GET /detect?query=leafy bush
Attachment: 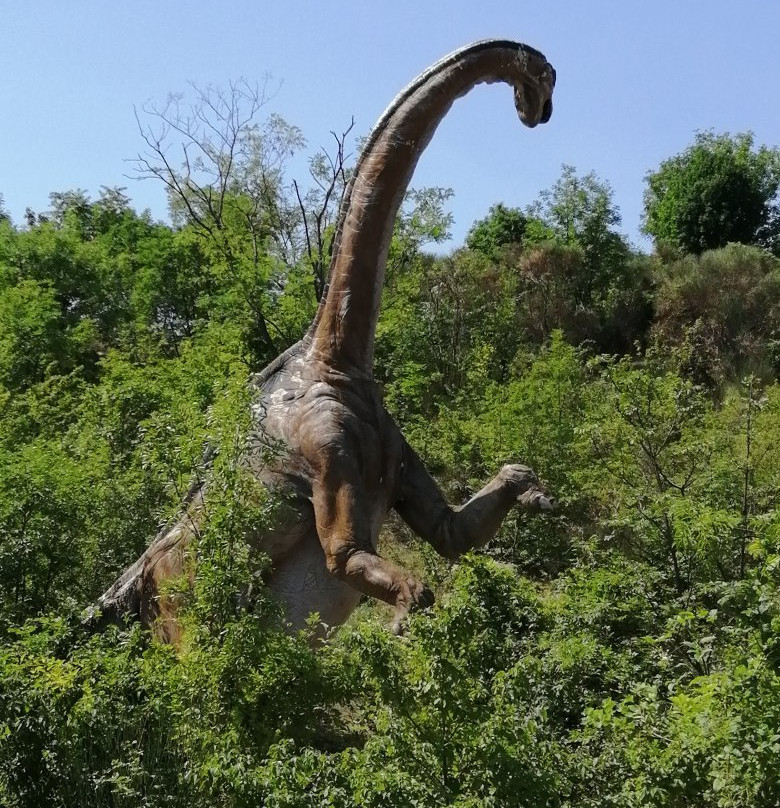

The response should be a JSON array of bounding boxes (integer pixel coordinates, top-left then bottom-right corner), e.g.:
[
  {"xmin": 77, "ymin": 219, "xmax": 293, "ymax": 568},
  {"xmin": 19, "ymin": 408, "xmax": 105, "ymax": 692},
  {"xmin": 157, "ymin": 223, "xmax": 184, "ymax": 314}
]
[{"xmin": 653, "ymin": 243, "xmax": 780, "ymax": 384}]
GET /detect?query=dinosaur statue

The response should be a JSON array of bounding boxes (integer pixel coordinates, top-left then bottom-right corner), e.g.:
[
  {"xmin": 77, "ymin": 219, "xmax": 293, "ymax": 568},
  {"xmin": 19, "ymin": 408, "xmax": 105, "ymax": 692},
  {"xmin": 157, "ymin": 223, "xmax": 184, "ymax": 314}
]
[{"xmin": 96, "ymin": 39, "xmax": 557, "ymax": 641}]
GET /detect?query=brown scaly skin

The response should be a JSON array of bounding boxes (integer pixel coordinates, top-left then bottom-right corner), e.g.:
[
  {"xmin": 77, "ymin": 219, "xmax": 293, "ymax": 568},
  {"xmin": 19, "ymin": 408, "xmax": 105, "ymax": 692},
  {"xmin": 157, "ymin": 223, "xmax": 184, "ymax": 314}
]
[{"xmin": 96, "ymin": 40, "xmax": 557, "ymax": 641}]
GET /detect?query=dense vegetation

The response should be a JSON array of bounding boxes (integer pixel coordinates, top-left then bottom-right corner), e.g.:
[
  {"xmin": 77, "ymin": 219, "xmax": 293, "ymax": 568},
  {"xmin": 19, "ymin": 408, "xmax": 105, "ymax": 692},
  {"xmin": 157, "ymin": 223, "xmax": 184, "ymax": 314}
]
[{"xmin": 1, "ymin": 89, "xmax": 779, "ymax": 805}]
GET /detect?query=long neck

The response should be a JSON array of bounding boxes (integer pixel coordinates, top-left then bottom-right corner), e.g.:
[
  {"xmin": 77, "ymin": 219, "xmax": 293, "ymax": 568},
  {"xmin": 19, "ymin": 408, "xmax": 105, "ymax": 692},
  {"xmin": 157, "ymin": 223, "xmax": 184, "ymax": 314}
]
[{"xmin": 308, "ymin": 39, "xmax": 552, "ymax": 377}]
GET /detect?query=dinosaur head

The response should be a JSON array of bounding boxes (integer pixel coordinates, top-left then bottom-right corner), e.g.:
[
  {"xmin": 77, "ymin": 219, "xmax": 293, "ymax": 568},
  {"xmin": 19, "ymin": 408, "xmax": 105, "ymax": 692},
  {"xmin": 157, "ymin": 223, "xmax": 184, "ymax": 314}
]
[
  {"xmin": 500, "ymin": 463, "xmax": 558, "ymax": 512},
  {"xmin": 512, "ymin": 47, "xmax": 556, "ymax": 128}
]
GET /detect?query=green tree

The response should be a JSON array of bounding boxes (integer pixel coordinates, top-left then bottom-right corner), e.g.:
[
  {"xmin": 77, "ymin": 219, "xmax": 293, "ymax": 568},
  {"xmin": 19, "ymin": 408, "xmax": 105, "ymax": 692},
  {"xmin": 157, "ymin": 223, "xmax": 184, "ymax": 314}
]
[
  {"xmin": 466, "ymin": 202, "xmax": 529, "ymax": 260},
  {"xmin": 580, "ymin": 351, "xmax": 740, "ymax": 595},
  {"xmin": 530, "ymin": 164, "xmax": 631, "ymax": 291},
  {"xmin": 0, "ymin": 280, "xmax": 64, "ymax": 390},
  {"xmin": 643, "ymin": 131, "xmax": 780, "ymax": 255},
  {"xmin": 3, "ymin": 189, "xmax": 221, "ymax": 370},
  {"xmin": 518, "ymin": 165, "xmax": 652, "ymax": 352}
]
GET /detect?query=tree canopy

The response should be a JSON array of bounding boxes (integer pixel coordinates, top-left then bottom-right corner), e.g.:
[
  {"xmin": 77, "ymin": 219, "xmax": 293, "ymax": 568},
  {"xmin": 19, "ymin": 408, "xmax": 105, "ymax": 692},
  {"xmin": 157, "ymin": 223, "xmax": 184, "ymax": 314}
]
[
  {"xmin": 466, "ymin": 202, "xmax": 529, "ymax": 259},
  {"xmin": 643, "ymin": 131, "xmax": 780, "ymax": 255}
]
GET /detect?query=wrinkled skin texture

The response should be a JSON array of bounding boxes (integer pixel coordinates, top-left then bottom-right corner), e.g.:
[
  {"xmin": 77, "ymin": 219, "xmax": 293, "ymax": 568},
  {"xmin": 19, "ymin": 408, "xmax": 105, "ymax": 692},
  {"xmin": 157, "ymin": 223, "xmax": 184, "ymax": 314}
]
[{"xmin": 97, "ymin": 40, "xmax": 557, "ymax": 640}]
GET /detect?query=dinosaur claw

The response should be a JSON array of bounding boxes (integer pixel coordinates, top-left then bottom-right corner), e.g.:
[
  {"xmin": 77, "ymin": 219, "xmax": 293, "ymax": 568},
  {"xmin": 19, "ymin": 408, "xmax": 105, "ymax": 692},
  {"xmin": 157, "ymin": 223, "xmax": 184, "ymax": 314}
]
[{"xmin": 391, "ymin": 581, "xmax": 435, "ymax": 635}]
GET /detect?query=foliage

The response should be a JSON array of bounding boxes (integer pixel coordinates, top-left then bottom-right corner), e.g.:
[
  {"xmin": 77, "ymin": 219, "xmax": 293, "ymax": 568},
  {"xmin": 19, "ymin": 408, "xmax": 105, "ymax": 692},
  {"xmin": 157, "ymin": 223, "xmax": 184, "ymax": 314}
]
[
  {"xmin": 2, "ymin": 109, "xmax": 780, "ymax": 806},
  {"xmin": 652, "ymin": 243, "xmax": 780, "ymax": 385},
  {"xmin": 520, "ymin": 165, "xmax": 654, "ymax": 353},
  {"xmin": 466, "ymin": 202, "xmax": 529, "ymax": 260},
  {"xmin": 511, "ymin": 243, "xmax": 653, "ymax": 353},
  {"xmin": 0, "ymin": 279, "xmax": 65, "ymax": 390},
  {"xmin": 578, "ymin": 349, "xmax": 736, "ymax": 594},
  {"xmin": 377, "ymin": 246, "xmax": 518, "ymax": 422},
  {"xmin": 643, "ymin": 131, "xmax": 780, "ymax": 255}
]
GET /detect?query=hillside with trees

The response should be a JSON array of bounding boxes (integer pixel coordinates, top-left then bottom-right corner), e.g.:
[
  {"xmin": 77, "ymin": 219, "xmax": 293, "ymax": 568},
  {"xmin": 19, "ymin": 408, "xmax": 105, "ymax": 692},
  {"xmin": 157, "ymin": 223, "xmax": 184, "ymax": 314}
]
[{"xmin": 1, "ymin": 87, "xmax": 779, "ymax": 806}]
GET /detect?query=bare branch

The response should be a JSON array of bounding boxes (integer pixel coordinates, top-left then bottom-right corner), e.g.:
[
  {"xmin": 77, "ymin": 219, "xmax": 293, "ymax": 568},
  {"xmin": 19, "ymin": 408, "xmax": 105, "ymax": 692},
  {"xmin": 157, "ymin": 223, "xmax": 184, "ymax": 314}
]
[{"xmin": 292, "ymin": 117, "xmax": 355, "ymax": 300}]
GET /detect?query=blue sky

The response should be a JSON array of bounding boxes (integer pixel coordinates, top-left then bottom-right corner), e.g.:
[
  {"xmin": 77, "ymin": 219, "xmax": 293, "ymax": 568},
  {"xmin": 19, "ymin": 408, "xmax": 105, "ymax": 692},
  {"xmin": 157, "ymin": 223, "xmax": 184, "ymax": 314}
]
[{"xmin": 2, "ymin": 1, "xmax": 778, "ymax": 251}]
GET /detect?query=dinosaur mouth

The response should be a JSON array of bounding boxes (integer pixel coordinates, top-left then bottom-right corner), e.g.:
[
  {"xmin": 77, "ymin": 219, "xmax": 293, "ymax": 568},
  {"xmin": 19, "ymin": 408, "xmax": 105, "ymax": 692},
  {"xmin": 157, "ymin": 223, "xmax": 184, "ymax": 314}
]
[
  {"xmin": 513, "ymin": 81, "xmax": 554, "ymax": 128},
  {"xmin": 537, "ymin": 494, "xmax": 557, "ymax": 512},
  {"xmin": 512, "ymin": 56, "xmax": 555, "ymax": 128}
]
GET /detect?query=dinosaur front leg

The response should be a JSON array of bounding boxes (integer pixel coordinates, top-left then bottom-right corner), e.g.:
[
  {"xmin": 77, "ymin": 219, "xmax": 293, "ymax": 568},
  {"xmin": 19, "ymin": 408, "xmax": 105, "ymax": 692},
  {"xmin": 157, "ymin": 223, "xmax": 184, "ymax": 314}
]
[
  {"xmin": 312, "ymin": 472, "xmax": 434, "ymax": 633},
  {"xmin": 395, "ymin": 441, "xmax": 555, "ymax": 561}
]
